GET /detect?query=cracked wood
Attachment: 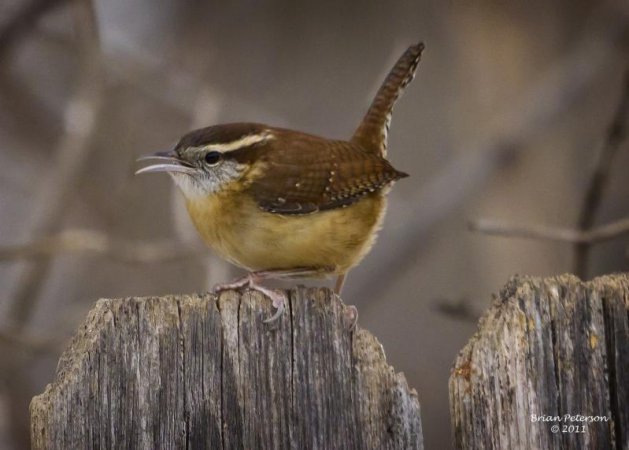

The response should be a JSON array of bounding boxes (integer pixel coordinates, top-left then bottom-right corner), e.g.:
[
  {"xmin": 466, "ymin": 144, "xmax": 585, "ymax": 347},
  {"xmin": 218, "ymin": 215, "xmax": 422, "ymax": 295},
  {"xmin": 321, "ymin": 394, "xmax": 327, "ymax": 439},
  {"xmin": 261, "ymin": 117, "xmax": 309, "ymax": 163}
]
[
  {"xmin": 30, "ymin": 287, "xmax": 422, "ymax": 449},
  {"xmin": 450, "ymin": 274, "xmax": 629, "ymax": 450}
]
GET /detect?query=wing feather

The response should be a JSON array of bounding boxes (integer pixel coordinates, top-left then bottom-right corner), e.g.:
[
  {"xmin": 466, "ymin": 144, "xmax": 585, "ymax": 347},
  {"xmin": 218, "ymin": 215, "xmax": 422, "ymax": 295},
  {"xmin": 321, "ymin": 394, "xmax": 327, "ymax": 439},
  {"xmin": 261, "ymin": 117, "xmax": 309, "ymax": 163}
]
[{"xmin": 246, "ymin": 133, "xmax": 407, "ymax": 215}]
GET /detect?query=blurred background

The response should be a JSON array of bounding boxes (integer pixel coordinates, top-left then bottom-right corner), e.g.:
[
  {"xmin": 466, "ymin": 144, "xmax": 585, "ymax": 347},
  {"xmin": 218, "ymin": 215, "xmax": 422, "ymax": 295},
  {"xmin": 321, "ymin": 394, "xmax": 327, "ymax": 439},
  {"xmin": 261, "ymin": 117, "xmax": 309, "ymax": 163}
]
[{"xmin": 1, "ymin": 0, "xmax": 628, "ymax": 448}]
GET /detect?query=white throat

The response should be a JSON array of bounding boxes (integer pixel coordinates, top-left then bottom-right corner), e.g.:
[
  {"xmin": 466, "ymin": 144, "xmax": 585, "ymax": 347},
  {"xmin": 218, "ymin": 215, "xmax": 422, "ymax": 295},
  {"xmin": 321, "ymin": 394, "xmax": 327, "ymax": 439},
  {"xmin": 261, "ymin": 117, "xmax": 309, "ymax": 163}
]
[
  {"xmin": 169, "ymin": 173, "xmax": 208, "ymax": 199},
  {"xmin": 169, "ymin": 158, "xmax": 244, "ymax": 199}
]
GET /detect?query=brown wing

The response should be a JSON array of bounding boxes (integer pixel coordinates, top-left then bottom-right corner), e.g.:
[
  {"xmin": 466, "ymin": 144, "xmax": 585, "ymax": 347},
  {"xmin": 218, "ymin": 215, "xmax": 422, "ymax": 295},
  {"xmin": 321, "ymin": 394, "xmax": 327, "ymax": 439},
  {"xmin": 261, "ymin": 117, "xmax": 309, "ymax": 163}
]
[
  {"xmin": 351, "ymin": 42, "xmax": 424, "ymax": 157},
  {"xmin": 245, "ymin": 133, "xmax": 407, "ymax": 215}
]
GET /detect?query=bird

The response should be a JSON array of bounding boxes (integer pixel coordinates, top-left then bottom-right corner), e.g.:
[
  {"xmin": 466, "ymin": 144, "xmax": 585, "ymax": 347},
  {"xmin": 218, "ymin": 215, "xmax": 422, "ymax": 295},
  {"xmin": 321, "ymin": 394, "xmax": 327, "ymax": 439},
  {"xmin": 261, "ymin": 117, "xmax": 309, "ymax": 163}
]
[{"xmin": 137, "ymin": 42, "xmax": 424, "ymax": 323}]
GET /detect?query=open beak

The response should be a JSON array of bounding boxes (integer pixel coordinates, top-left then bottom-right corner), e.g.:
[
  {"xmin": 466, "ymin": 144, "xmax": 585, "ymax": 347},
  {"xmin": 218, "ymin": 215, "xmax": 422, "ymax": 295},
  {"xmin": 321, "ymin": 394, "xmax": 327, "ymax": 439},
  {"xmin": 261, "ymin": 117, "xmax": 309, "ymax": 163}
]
[{"xmin": 135, "ymin": 150, "xmax": 195, "ymax": 175}]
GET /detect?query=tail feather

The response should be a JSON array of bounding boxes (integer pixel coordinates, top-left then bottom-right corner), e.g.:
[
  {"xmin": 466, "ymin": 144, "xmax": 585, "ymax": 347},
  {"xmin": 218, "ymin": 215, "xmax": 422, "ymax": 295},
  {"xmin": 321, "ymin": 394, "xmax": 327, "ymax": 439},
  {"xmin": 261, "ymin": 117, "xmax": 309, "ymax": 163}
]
[{"xmin": 351, "ymin": 42, "xmax": 424, "ymax": 157}]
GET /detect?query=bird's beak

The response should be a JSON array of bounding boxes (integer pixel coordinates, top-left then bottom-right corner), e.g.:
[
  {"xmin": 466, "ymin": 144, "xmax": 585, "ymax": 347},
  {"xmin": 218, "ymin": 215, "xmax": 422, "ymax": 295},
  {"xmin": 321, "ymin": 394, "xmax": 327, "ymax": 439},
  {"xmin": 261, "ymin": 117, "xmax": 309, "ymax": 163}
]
[{"xmin": 135, "ymin": 150, "xmax": 195, "ymax": 175}]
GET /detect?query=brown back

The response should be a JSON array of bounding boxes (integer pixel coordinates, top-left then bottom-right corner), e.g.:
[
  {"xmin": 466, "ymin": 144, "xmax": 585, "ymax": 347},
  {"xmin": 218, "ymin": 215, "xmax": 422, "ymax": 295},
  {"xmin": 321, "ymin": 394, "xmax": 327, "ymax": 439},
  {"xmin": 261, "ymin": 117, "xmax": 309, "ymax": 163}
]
[{"xmin": 237, "ymin": 130, "xmax": 407, "ymax": 215}]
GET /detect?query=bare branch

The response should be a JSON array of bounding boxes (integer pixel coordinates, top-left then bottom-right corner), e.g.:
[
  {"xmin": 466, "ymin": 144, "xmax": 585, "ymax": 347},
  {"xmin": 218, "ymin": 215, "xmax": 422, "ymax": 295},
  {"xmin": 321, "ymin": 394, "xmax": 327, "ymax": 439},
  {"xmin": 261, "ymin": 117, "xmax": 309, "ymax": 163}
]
[
  {"xmin": 0, "ymin": 229, "xmax": 203, "ymax": 264},
  {"xmin": 433, "ymin": 298, "xmax": 480, "ymax": 323},
  {"xmin": 0, "ymin": 325, "xmax": 64, "ymax": 354},
  {"xmin": 6, "ymin": 0, "xmax": 104, "ymax": 326},
  {"xmin": 0, "ymin": 0, "xmax": 67, "ymax": 58},
  {"xmin": 353, "ymin": 12, "xmax": 629, "ymax": 306},
  {"xmin": 469, "ymin": 217, "xmax": 629, "ymax": 244},
  {"xmin": 574, "ymin": 70, "xmax": 629, "ymax": 277}
]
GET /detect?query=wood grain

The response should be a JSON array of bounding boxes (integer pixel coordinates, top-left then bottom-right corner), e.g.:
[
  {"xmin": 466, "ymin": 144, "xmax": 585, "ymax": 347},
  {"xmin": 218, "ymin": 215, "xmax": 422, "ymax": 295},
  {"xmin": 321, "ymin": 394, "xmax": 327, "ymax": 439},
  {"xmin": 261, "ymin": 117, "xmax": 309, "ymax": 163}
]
[
  {"xmin": 31, "ymin": 287, "xmax": 422, "ymax": 449},
  {"xmin": 450, "ymin": 274, "xmax": 629, "ymax": 450}
]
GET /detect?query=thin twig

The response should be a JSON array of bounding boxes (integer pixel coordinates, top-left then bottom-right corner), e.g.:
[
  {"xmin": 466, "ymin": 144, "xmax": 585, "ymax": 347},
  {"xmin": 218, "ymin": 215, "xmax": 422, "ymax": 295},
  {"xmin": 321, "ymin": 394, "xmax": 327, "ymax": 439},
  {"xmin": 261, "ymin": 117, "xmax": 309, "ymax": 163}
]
[
  {"xmin": 433, "ymin": 298, "xmax": 480, "ymax": 324},
  {"xmin": 353, "ymin": 14, "xmax": 628, "ymax": 306},
  {"xmin": 0, "ymin": 229, "xmax": 203, "ymax": 263},
  {"xmin": 574, "ymin": 70, "xmax": 629, "ymax": 277},
  {"xmin": 6, "ymin": 0, "xmax": 104, "ymax": 326},
  {"xmin": 0, "ymin": 326, "xmax": 65, "ymax": 354},
  {"xmin": 0, "ymin": 0, "xmax": 68, "ymax": 58},
  {"xmin": 469, "ymin": 217, "xmax": 629, "ymax": 244}
]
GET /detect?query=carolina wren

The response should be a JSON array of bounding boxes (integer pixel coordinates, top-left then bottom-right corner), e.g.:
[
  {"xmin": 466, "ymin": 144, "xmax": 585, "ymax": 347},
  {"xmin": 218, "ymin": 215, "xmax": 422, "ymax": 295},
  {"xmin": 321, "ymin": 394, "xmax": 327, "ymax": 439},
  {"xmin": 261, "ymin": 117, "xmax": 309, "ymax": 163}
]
[{"xmin": 137, "ymin": 42, "xmax": 424, "ymax": 322}]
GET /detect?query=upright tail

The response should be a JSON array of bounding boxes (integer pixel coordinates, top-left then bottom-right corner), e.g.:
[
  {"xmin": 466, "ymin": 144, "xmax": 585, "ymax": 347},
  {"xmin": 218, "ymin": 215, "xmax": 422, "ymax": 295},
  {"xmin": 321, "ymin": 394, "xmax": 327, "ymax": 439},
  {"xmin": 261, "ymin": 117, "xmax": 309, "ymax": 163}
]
[{"xmin": 351, "ymin": 42, "xmax": 424, "ymax": 157}]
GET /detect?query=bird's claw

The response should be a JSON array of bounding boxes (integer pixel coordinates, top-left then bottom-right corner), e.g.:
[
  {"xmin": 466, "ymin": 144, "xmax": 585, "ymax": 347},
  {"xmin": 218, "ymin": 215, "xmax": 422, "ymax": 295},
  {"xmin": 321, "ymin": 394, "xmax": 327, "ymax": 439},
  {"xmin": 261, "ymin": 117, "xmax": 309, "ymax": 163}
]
[
  {"xmin": 213, "ymin": 273, "xmax": 286, "ymax": 324},
  {"xmin": 343, "ymin": 305, "xmax": 358, "ymax": 331},
  {"xmin": 262, "ymin": 293, "xmax": 286, "ymax": 324}
]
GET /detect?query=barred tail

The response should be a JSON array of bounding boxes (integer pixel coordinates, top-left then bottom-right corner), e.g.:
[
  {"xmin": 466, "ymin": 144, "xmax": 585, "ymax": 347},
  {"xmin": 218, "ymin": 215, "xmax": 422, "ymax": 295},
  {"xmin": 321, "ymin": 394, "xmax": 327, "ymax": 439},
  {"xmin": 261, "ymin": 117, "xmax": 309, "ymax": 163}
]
[{"xmin": 351, "ymin": 42, "xmax": 424, "ymax": 157}]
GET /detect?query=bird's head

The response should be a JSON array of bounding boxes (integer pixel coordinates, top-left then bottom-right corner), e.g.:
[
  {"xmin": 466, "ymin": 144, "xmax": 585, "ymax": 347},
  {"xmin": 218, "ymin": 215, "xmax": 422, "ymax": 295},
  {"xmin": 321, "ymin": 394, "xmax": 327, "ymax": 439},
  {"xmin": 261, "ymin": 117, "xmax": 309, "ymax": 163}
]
[{"xmin": 136, "ymin": 123, "xmax": 274, "ymax": 198}]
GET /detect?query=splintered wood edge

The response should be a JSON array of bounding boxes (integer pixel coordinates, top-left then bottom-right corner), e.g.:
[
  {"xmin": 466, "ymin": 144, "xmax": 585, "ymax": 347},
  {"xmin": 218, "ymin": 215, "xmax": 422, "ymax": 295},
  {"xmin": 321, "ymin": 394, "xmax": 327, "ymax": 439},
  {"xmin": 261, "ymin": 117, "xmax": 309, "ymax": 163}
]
[
  {"xmin": 30, "ymin": 296, "xmax": 116, "ymax": 429},
  {"xmin": 30, "ymin": 288, "xmax": 421, "ymax": 445},
  {"xmin": 353, "ymin": 328, "xmax": 422, "ymax": 446},
  {"xmin": 450, "ymin": 272, "xmax": 629, "ymax": 376},
  {"xmin": 448, "ymin": 273, "xmax": 629, "ymax": 448}
]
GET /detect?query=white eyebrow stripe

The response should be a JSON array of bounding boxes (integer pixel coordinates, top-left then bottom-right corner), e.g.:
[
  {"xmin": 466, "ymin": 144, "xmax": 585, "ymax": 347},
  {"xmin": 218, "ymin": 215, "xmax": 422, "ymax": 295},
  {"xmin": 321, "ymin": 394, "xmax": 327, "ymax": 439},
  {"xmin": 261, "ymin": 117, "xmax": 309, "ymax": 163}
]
[{"xmin": 204, "ymin": 132, "xmax": 274, "ymax": 152}]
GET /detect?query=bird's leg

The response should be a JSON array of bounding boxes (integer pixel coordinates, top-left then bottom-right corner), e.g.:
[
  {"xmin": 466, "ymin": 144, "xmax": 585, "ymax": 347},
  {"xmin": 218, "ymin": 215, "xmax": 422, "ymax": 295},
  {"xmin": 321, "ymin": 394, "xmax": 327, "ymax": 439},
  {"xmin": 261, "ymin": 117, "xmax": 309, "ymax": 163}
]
[
  {"xmin": 333, "ymin": 272, "xmax": 358, "ymax": 330},
  {"xmin": 255, "ymin": 267, "xmax": 333, "ymax": 323},
  {"xmin": 213, "ymin": 267, "xmax": 329, "ymax": 323},
  {"xmin": 213, "ymin": 273, "xmax": 255, "ymax": 291},
  {"xmin": 254, "ymin": 267, "xmax": 333, "ymax": 280},
  {"xmin": 334, "ymin": 273, "xmax": 347, "ymax": 296},
  {"xmin": 213, "ymin": 272, "xmax": 286, "ymax": 323}
]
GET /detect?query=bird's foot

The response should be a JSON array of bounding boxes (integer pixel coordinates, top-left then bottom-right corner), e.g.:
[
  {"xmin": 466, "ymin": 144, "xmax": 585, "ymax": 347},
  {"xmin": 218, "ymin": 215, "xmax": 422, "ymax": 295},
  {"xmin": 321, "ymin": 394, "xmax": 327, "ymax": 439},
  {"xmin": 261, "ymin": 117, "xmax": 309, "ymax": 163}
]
[
  {"xmin": 260, "ymin": 289, "xmax": 286, "ymax": 324},
  {"xmin": 343, "ymin": 305, "xmax": 358, "ymax": 331},
  {"xmin": 213, "ymin": 272, "xmax": 286, "ymax": 324},
  {"xmin": 213, "ymin": 273, "xmax": 254, "ymax": 292}
]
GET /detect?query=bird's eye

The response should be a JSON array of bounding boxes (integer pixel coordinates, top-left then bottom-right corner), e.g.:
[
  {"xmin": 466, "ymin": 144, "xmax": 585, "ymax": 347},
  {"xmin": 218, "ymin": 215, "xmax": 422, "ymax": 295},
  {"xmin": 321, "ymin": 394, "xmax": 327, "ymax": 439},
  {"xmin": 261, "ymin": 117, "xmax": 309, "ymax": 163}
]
[{"xmin": 204, "ymin": 151, "xmax": 222, "ymax": 166}]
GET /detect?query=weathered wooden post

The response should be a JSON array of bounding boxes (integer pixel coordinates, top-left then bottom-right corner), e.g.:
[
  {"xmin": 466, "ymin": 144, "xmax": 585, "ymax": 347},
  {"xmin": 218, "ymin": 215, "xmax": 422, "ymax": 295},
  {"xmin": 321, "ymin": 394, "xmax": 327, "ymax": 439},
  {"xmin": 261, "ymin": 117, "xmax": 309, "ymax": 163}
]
[
  {"xmin": 31, "ymin": 287, "xmax": 422, "ymax": 449},
  {"xmin": 450, "ymin": 274, "xmax": 629, "ymax": 449}
]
